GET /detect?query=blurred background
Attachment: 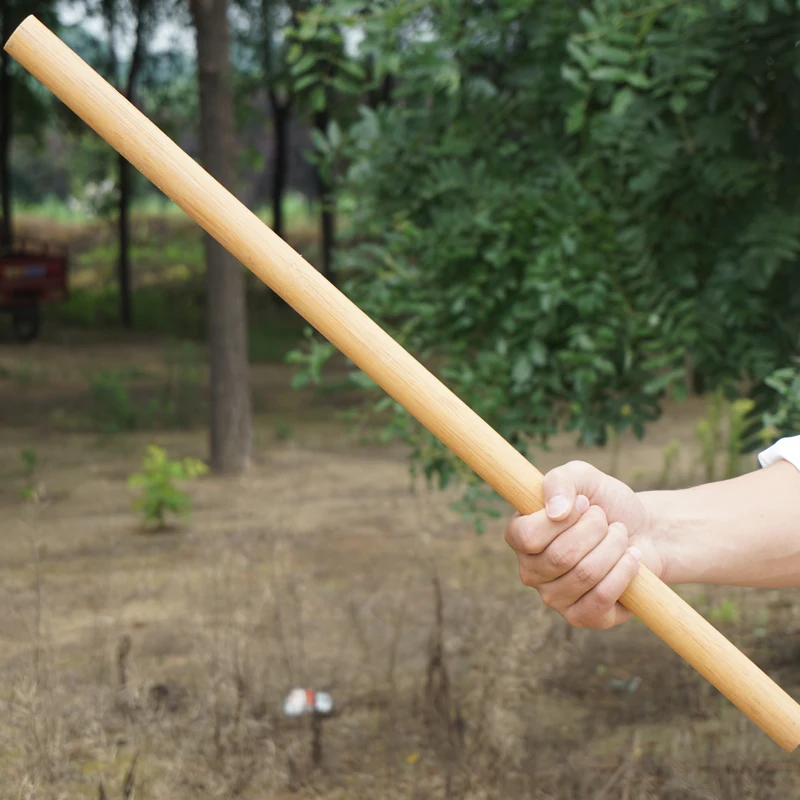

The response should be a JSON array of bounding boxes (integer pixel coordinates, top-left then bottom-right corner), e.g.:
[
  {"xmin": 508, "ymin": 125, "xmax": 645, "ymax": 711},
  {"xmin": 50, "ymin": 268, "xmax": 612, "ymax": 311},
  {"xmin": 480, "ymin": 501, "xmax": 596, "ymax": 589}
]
[{"xmin": 1, "ymin": 1, "xmax": 800, "ymax": 797}]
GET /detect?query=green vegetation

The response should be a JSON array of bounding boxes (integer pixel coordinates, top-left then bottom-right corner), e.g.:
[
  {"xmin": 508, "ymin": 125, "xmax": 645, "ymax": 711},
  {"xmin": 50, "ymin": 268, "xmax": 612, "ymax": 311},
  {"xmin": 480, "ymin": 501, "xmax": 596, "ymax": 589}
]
[
  {"xmin": 286, "ymin": 0, "xmax": 800, "ymax": 497},
  {"xmin": 19, "ymin": 447, "xmax": 39, "ymax": 502},
  {"xmin": 709, "ymin": 598, "xmax": 740, "ymax": 627},
  {"xmin": 89, "ymin": 345, "xmax": 207, "ymax": 434},
  {"xmin": 127, "ymin": 444, "xmax": 208, "ymax": 529}
]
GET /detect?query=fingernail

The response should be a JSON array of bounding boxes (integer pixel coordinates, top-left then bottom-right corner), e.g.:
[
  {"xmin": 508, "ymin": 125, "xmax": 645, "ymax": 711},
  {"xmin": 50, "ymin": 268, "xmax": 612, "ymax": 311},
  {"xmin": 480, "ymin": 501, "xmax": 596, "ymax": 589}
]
[
  {"xmin": 546, "ymin": 495, "xmax": 569, "ymax": 519},
  {"xmin": 627, "ymin": 546, "xmax": 642, "ymax": 562},
  {"xmin": 575, "ymin": 494, "xmax": 590, "ymax": 514}
]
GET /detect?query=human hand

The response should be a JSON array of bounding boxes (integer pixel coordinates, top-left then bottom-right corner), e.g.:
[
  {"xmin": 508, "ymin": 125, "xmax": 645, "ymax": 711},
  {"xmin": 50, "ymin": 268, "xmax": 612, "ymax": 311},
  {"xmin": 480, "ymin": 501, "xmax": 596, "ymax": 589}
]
[{"xmin": 505, "ymin": 461, "xmax": 666, "ymax": 629}]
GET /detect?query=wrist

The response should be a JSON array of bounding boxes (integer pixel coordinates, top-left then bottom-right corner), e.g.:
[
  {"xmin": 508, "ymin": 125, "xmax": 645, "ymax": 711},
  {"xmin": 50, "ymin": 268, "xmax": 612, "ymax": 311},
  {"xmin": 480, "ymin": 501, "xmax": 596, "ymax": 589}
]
[{"xmin": 637, "ymin": 489, "xmax": 703, "ymax": 585}]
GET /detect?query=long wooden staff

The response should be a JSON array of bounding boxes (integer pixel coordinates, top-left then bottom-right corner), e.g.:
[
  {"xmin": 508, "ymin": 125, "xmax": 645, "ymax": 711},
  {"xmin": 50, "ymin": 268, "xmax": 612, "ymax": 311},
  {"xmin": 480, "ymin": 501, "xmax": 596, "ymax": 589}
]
[{"xmin": 7, "ymin": 15, "xmax": 800, "ymax": 751}]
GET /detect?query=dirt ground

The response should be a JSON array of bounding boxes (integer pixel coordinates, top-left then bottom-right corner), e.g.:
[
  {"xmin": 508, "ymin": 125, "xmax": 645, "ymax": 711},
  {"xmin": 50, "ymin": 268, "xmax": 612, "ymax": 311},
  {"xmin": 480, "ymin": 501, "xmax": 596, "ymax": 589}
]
[{"xmin": 2, "ymin": 337, "xmax": 800, "ymax": 799}]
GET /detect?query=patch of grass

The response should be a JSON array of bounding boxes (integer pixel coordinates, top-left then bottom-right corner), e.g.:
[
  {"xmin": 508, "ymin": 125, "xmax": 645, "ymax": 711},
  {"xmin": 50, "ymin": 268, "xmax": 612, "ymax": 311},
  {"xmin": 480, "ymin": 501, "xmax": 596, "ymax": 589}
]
[
  {"xmin": 89, "ymin": 346, "xmax": 206, "ymax": 434},
  {"xmin": 90, "ymin": 370, "xmax": 141, "ymax": 434},
  {"xmin": 273, "ymin": 417, "xmax": 292, "ymax": 442},
  {"xmin": 20, "ymin": 447, "xmax": 39, "ymax": 502},
  {"xmin": 708, "ymin": 598, "xmax": 739, "ymax": 626}
]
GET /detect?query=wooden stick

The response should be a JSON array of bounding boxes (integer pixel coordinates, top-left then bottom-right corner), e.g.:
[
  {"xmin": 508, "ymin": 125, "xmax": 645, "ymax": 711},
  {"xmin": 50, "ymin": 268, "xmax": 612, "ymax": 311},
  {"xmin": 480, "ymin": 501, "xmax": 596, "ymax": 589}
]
[{"xmin": 7, "ymin": 15, "xmax": 800, "ymax": 751}]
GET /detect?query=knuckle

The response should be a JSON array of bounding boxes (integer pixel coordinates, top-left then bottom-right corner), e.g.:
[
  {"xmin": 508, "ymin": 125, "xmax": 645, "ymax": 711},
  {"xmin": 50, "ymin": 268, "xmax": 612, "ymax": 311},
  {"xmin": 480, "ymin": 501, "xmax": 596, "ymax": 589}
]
[
  {"xmin": 539, "ymin": 586, "xmax": 560, "ymax": 609},
  {"xmin": 573, "ymin": 560, "xmax": 598, "ymax": 587},
  {"xmin": 597, "ymin": 615, "xmax": 617, "ymax": 631},
  {"xmin": 592, "ymin": 584, "xmax": 616, "ymax": 609},
  {"xmin": 506, "ymin": 517, "xmax": 545, "ymax": 555},
  {"xmin": 549, "ymin": 544, "xmax": 575, "ymax": 572},
  {"xmin": 518, "ymin": 564, "xmax": 536, "ymax": 588},
  {"xmin": 563, "ymin": 607, "xmax": 587, "ymax": 629}
]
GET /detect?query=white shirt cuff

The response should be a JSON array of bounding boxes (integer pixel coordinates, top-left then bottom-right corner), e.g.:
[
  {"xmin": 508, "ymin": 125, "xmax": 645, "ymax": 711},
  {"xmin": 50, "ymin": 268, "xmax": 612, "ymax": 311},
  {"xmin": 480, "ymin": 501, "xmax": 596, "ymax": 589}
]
[{"xmin": 759, "ymin": 435, "xmax": 800, "ymax": 472}]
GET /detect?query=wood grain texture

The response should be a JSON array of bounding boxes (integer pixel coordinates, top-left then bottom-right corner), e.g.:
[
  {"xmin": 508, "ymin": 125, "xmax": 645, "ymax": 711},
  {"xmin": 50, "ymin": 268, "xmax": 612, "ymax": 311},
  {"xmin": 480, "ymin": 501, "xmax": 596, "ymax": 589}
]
[{"xmin": 8, "ymin": 15, "xmax": 800, "ymax": 751}]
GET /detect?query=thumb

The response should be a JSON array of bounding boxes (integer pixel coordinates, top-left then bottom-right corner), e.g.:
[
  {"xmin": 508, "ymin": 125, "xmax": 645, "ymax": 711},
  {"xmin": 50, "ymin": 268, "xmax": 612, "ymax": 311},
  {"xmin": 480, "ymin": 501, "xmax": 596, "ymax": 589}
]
[{"xmin": 542, "ymin": 460, "xmax": 602, "ymax": 521}]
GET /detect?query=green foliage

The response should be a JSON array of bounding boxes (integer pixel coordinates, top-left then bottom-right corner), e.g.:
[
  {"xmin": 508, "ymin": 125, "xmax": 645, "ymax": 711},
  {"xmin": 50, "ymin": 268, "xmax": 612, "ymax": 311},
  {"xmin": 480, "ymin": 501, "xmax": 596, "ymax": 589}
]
[
  {"xmin": 658, "ymin": 438, "xmax": 682, "ymax": 489},
  {"xmin": 709, "ymin": 598, "xmax": 739, "ymax": 626},
  {"xmin": 294, "ymin": 0, "xmax": 800, "ymax": 500},
  {"xmin": 273, "ymin": 417, "xmax": 293, "ymax": 442},
  {"xmin": 89, "ymin": 347, "xmax": 204, "ymax": 434},
  {"xmin": 285, "ymin": 4, "xmax": 365, "ymax": 114},
  {"xmin": 758, "ymin": 361, "xmax": 800, "ymax": 441},
  {"xmin": 725, "ymin": 397, "xmax": 756, "ymax": 479},
  {"xmin": 695, "ymin": 389, "xmax": 726, "ymax": 483},
  {"xmin": 20, "ymin": 447, "xmax": 39, "ymax": 502},
  {"xmin": 286, "ymin": 329, "xmax": 337, "ymax": 389},
  {"xmin": 128, "ymin": 445, "xmax": 208, "ymax": 529},
  {"xmin": 90, "ymin": 370, "xmax": 141, "ymax": 434}
]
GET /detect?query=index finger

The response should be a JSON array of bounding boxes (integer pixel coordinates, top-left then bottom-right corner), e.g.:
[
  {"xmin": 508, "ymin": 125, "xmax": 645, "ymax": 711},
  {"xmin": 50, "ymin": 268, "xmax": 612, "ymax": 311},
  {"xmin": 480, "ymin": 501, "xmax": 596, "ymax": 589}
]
[{"xmin": 505, "ymin": 494, "xmax": 590, "ymax": 555}]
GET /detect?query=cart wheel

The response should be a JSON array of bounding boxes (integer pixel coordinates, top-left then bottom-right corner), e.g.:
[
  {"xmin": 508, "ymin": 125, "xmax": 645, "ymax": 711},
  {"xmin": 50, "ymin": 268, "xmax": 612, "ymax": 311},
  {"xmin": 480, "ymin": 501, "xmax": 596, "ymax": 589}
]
[{"xmin": 12, "ymin": 305, "xmax": 41, "ymax": 343}]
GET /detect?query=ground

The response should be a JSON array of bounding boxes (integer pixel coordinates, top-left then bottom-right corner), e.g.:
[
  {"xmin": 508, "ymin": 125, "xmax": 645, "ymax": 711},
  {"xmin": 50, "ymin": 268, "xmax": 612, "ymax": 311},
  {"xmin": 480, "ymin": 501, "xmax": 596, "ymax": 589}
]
[
  {"xmin": 1, "ymin": 209, "xmax": 800, "ymax": 798},
  {"xmin": 2, "ymin": 334, "xmax": 800, "ymax": 800}
]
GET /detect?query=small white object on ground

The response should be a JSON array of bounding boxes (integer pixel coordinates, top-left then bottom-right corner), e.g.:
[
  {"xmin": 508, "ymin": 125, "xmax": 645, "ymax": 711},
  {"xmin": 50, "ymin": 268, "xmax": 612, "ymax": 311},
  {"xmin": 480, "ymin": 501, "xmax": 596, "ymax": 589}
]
[{"xmin": 283, "ymin": 688, "xmax": 334, "ymax": 717}]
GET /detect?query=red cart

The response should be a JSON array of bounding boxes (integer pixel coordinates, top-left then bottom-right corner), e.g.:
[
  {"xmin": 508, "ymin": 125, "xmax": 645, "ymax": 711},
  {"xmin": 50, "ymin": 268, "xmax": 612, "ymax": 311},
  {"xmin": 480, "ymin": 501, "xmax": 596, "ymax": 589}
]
[{"xmin": 0, "ymin": 238, "xmax": 69, "ymax": 342}]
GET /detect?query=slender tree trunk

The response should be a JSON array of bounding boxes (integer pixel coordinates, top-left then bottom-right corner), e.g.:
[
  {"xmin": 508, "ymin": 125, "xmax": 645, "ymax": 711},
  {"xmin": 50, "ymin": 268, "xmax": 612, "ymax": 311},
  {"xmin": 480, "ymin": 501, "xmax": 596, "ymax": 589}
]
[
  {"xmin": 314, "ymin": 108, "xmax": 335, "ymax": 285},
  {"xmin": 1, "ymin": 0, "xmax": 13, "ymax": 249},
  {"xmin": 117, "ymin": 153, "xmax": 132, "ymax": 326},
  {"xmin": 117, "ymin": 9, "xmax": 146, "ymax": 329},
  {"xmin": 191, "ymin": 0, "xmax": 252, "ymax": 474},
  {"xmin": 268, "ymin": 92, "xmax": 290, "ymax": 240}
]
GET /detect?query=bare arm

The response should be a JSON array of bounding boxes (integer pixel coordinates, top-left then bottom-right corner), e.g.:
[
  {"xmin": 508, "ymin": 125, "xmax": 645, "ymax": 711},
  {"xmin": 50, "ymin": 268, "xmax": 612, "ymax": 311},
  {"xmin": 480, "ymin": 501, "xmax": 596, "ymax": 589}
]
[{"xmin": 642, "ymin": 459, "xmax": 800, "ymax": 588}]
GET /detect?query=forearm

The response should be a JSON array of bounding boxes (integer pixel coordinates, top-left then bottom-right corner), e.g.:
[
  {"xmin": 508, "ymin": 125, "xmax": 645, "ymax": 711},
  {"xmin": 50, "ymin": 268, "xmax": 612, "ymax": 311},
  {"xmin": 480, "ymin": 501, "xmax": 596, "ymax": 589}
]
[{"xmin": 639, "ymin": 460, "xmax": 800, "ymax": 588}]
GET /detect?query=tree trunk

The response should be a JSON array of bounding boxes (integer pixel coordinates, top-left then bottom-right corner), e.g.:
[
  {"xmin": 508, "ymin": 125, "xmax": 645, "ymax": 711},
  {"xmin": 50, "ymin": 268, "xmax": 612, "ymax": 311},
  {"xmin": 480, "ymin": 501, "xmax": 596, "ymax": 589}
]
[
  {"xmin": 268, "ymin": 92, "xmax": 290, "ymax": 240},
  {"xmin": 117, "ymin": 9, "xmax": 146, "ymax": 329},
  {"xmin": 314, "ymin": 108, "xmax": 335, "ymax": 285},
  {"xmin": 0, "ymin": 0, "xmax": 13, "ymax": 249},
  {"xmin": 191, "ymin": 0, "xmax": 252, "ymax": 473}
]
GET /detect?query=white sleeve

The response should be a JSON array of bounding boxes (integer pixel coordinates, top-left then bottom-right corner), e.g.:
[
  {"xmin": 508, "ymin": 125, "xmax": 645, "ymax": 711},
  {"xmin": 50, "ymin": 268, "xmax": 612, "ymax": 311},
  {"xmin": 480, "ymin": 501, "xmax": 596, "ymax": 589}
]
[{"xmin": 758, "ymin": 435, "xmax": 800, "ymax": 472}]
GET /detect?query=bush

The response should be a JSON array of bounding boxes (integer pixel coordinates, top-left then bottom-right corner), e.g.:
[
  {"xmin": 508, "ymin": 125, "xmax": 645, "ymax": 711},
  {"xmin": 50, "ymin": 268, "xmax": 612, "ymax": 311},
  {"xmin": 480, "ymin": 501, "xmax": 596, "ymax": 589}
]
[
  {"xmin": 127, "ymin": 445, "xmax": 208, "ymax": 529},
  {"xmin": 290, "ymin": 0, "xmax": 800, "ymax": 501}
]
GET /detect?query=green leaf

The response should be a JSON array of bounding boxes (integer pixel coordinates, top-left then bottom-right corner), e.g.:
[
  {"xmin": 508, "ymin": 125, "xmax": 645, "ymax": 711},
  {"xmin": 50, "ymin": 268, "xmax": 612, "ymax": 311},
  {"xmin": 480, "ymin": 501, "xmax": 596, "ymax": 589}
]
[
  {"xmin": 565, "ymin": 101, "xmax": 586, "ymax": 134},
  {"xmin": 566, "ymin": 41, "xmax": 595, "ymax": 72},
  {"xmin": 310, "ymin": 86, "xmax": 326, "ymax": 112},
  {"xmin": 291, "ymin": 372, "xmax": 310, "ymax": 390},
  {"xmin": 328, "ymin": 120, "xmax": 342, "ymax": 149},
  {"xmin": 587, "ymin": 42, "xmax": 632, "ymax": 66},
  {"xmin": 669, "ymin": 93, "xmax": 687, "ymax": 115},
  {"xmin": 561, "ymin": 64, "xmax": 587, "ymax": 90},
  {"xmin": 293, "ymin": 73, "xmax": 317, "ymax": 93},
  {"xmin": 610, "ymin": 87, "xmax": 635, "ymax": 117},
  {"xmin": 589, "ymin": 65, "xmax": 629, "ymax": 83},
  {"xmin": 291, "ymin": 52, "xmax": 317, "ymax": 76}
]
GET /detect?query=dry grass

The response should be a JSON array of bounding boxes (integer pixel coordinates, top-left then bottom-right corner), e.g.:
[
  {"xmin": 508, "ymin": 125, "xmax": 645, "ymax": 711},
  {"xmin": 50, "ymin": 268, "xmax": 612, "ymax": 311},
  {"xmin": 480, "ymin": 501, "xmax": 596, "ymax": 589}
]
[{"xmin": 1, "ymin": 341, "xmax": 800, "ymax": 798}]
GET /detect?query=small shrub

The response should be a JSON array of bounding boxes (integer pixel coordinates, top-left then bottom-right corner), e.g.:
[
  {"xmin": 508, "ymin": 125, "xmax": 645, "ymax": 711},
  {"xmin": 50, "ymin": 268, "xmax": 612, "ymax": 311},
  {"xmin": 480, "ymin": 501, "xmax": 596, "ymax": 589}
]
[
  {"xmin": 127, "ymin": 445, "xmax": 208, "ymax": 529},
  {"xmin": 20, "ymin": 447, "xmax": 40, "ymax": 502}
]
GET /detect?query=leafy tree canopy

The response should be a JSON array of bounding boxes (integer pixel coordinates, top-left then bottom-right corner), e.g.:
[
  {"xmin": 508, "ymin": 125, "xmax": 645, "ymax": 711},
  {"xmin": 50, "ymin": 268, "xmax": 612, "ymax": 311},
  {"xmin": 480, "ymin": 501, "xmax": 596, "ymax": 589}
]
[{"xmin": 290, "ymin": 0, "xmax": 800, "ymax": 497}]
